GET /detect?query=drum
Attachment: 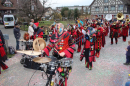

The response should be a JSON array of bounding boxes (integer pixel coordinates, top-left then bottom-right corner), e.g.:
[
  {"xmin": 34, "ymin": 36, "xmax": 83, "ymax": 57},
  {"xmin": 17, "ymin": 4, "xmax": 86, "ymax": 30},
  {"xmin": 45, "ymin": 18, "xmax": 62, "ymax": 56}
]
[
  {"xmin": 24, "ymin": 40, "xmax": 33, "ymax": 50},
  {"xmin": 20, "ymin": 55, "xmax": 41, "ymax": 70},
  {"xmin": 60, "ymin": 58, "xmax": 73, "ymax": 67},
  {"xmin": 46, "ymin": 56, "xmax": 58, "ymax": 75}
]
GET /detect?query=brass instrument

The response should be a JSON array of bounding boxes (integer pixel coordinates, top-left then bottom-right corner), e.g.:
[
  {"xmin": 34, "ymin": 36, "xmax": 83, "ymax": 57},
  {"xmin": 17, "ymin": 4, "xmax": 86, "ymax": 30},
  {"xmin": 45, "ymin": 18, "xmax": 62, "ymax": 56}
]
[
  {"xmin": 105, "ymin": 14, "xmax": 112, "ymax": 21},
  {"xmin": 117, "ymin": 13, "xmax": 124, "ymax": 20},
  {"xmin": 126, "ymin": 19, "xmax": 130, "ymax": 23}
]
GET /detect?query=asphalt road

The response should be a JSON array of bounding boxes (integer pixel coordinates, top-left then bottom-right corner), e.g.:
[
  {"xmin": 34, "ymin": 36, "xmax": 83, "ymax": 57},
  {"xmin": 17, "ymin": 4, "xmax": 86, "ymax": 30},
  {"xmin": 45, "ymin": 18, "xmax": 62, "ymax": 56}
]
[{"xmin": 0, "ymin": 25, "xmax": 130, "ymax": 86}]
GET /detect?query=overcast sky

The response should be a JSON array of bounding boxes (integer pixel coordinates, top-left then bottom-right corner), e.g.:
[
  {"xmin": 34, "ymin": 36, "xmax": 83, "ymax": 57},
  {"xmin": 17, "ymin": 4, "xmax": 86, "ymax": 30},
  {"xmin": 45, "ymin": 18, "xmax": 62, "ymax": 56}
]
[{"xmin": 40, "ymin": 0, "xmax": 94, "ymax": 9}]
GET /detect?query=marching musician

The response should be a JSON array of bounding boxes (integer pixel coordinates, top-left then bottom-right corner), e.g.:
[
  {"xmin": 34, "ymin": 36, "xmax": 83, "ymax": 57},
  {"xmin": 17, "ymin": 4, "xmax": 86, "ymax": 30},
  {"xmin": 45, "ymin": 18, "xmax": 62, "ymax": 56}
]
[
  {"xmin": 91, "ymin": 20, "xmax": 96, "ymax": 28},
  {"xmin": 77, "ymin": 23, "xmax": 84, "ymax": 52},
  {"xmin": 104, "ymin": 20, "xmax": 109, "ymax": 36},
  {"xmin": 95, "ymin": 22, "xmax": 104, "ymax": 58},
  {"xmin": 110, "ymin": 21, "xmax": 120, "ymax": 44},
  {"xmin": 80, "ymin": 27, "xmax": 96, "ymax": 70},
  {"xmin": 41, "ymin": 23, "xmax": 75, "ymax": 59},
  {"xmin": 31, "ymin": 27, "xmax": 43, "ymax": 40},
  {"xmin": 0, "ymin": 30, "xmax": 8, "ymax": 74},
  {"xmin": 122, "ymin": 22, "xmax": 129, "ymax": 42}
]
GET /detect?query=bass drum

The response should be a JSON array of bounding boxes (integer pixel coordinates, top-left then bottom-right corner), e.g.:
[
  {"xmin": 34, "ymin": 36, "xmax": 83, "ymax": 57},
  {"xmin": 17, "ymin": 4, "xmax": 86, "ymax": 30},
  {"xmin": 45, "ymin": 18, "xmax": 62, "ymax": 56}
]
[{"xmin": 20, "ymin": 55, "xmax": 41, "ymax": 70}]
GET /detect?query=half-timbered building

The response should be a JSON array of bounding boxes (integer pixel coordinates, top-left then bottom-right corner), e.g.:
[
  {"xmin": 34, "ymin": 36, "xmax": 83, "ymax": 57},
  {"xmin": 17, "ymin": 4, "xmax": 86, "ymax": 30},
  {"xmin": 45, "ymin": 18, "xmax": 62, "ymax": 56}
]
[{"xmin": 90, "ymin": 0, "xmax": 130, "ymax": 18}]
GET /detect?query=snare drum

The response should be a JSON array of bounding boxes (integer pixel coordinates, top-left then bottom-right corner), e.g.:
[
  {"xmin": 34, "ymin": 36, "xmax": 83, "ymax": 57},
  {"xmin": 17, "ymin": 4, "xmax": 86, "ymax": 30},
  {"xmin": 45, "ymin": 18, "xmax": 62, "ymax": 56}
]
[
  {"xmin": 46, "ymin": 56, "xmax": 58, "ymax": 75},
  {"xmin": 60, "ymin": 58, "xmax": 73, "ymax": 67},
  {"xmin": 24, "ymin": 40, "xmax": 33, "ymax": 50}
]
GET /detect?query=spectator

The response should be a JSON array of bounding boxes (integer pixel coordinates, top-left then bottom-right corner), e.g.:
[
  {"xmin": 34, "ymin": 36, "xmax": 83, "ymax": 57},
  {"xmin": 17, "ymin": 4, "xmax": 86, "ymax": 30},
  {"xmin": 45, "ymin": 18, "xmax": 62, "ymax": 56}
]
[
  {"xmin": 44, "ymin": 28, "xmax": 49, "ymax": 42},
  {"xmin": 124, "ymin": 40, "xmax": 130, "ymax": 65},
  {"xmin": 13, "ymin": 24, "xmax": 21, "ymax": 50},
  {"xmin": 30, "ymin": 19, "xmax": 37, "ymax": 30},
  {"xmin": 40, "ymin": 26, "xmax": 44, "ymax": 32},
  {"xmin": 28, "ymin": 22, "xmax": 34, "ymax": 37}
]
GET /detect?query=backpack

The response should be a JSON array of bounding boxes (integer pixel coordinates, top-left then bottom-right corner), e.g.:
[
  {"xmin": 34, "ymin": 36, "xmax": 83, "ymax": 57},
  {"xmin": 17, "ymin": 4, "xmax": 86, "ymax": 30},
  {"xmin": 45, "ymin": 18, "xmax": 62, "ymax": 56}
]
[{"xmin": 8, "ymin": 46, "xmax": 15, "ymax": 54}]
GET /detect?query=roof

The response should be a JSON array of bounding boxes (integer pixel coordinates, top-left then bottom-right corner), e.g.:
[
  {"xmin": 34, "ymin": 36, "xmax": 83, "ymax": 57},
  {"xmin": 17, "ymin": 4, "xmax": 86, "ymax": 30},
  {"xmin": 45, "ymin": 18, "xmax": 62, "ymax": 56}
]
[
  {"xmin": 89, "ymin": 0, "xmax": 95, "ymax": 7},
  {"xmin": 89, "ymin": 0, "xmax": 130, "ymax": 7}
]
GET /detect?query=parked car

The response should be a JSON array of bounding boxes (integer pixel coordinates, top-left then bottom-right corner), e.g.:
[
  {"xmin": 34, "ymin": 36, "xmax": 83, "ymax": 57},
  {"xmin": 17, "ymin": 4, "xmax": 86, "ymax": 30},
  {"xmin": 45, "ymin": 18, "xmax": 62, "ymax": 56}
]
[
  {"xmin": 3, "ymin": 15, "xmax": 15, "ymax": 28},
  {"xmin": 0, "ymin": 18, "xmax": 3, "ymax": 24}
]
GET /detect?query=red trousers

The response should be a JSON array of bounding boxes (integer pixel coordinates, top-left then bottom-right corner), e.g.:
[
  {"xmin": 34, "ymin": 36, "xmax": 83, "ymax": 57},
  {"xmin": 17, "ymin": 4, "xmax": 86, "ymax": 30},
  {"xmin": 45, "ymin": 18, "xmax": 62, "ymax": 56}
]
[
  {"xmin": 77, "ymin": 38, "xmax": 82, "ymax": 52},
  {"xmin": 0, "ymin": 61, "xmax": 8, "ymax": 74}
]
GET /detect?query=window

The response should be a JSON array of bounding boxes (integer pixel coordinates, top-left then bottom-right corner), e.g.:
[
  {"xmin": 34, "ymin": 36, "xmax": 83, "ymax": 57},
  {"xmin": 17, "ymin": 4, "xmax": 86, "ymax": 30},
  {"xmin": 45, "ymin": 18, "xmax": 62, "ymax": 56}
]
[
  {"xmin": 31, "ymin": 5, "xmax": 34, "ymax": 11},
  {"xmin": 95, "ymin": 7, "xmax": 99, "ymax": 11},
  {"xmin": 4, "ymin": 17, "xmax": 13, "ymax": 21},
  {"xmin": 104, "ymin": 6, "xmax": 108, "ymax": 11},
  {"xmin": 104, "ymin": 0, "xmax": 109, "ymax": 3},
  {"xmin": 111, "ymin": 6, "xmax": 115, "ymax": 11},
  {"xmin": 118, "ymin": 5, "xmax": 123, "ymax": 10},
  {"xmin": 6, "ymin": 4, "xmax": 9, "ymax": 7},
  {"xmin": 124, "ymin": 6, "xmax": 127, "ymax": 11}
]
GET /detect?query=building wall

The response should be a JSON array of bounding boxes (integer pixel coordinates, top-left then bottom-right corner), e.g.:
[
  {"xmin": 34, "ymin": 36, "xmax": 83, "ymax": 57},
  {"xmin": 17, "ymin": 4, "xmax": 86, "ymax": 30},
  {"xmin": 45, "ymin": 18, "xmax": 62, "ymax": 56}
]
[{"xmin": 90, "ymin": 0, "xmax": 129, "ymax": 18}]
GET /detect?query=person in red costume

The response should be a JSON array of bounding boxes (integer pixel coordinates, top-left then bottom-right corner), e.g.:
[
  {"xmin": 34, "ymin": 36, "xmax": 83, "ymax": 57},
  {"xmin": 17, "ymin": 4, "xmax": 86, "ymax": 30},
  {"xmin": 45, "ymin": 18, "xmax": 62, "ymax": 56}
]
[
  {"xmin": 122, "ymin": 22, "xmax": 129, "ymax": 42},
  {"xmin": 110, "ymin": 22, "xmax": 121, "ymax": 44},
  {"xmin": 80, "ymin": 27, "xmax": 96, "ymax": 70},
  {"xmin": 31, "ymin": 27, "xmax": 43, "ymax": 40},
  {"xmin": 77, "ymin": 23, "xmax": 84, "ymax": 52},
  {"xmin": 104, "ymin": 21, "xmax": 109, "ymax": 36},
  {"xmin": 95, "ymin": 22, "xmax": 104, "ymax": 58},
  {"xmin": 67, "ymin": 24, "xmax": 72, "ymax": 35},
  {"xmin": 0, "ymin": 30, "xmax": 8, "ymax": 74},
  {"xmin": 91, "ymin": 21, "xmax": 96, "ymax": 28},
  {"xmin": 41, "ymin": 23, "xmax": 75, "ymax": 59},
  {"xmin": 51, "ymin": 25, "xmax": 57, "ymax": 34}
]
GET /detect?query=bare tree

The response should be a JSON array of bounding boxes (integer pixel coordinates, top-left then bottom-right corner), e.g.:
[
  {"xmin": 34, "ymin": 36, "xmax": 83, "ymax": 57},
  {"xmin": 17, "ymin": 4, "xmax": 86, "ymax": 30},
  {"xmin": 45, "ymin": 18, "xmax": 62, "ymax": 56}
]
[{"xmin": 17, "ymin": 0, "xmax": 48, "ymax": 22}]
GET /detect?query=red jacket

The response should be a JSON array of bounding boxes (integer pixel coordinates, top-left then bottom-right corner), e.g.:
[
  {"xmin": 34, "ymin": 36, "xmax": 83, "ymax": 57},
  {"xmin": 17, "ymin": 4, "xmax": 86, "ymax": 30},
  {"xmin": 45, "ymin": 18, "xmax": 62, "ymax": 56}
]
[
  {"xmin": 122, "ymin": 25, "xmax": 129, "ymax": 37},
  {"xmin": 31, "ymin": 29, "xmax": 43, "ymax": 40},
  {"xmin": 44, "ymin": 32, "xmax": 75, "ymax": 58}
]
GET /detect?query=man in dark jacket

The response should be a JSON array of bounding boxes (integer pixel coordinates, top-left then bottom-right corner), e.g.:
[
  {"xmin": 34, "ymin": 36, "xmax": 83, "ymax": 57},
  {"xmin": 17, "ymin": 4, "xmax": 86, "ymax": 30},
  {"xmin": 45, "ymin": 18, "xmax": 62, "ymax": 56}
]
[{"xmin": 13, "ymin": 24, "xmax": 21, "ymax": 50}]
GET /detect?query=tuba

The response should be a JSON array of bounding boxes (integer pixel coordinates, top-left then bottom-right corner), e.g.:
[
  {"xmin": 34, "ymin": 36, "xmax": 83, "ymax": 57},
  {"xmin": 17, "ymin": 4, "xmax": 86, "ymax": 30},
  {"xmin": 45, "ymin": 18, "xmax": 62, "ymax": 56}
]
[
  {"xmin": 105, "ymin": 14, "xmax": 112, "ymax": 21},
  {"xmin": 117, "ymin": 13, "xmax": 124, "ymax": 20},
  {"xmin": 126, "ymin": 19, "xmax": 130, "ymax": 23}
]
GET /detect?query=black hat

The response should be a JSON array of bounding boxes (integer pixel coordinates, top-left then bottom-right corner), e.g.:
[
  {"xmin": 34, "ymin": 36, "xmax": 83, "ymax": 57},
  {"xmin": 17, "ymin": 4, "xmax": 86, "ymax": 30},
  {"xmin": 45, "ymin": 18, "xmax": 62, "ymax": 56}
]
[
  {"xmin": 97, "ymin": 22, "xmax": 100, "ymax": 26},
  {"xmin": 15, "ymin": 23, "xmax": 18, "ymax": 26}
]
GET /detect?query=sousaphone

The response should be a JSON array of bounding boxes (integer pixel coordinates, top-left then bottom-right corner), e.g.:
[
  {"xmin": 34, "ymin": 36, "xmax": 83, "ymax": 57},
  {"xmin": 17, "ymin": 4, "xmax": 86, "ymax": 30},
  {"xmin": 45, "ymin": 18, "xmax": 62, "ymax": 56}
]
[
  {"xmin": 33, "ymin": 38, "xmax": 46, "ymax": 51},
  {"xmin": 105, "ymin": 14, "xmax": 112, "ymax": 21},
  {"xmin": 117, "ymin": 13, "xmax": 124, "ymax": 20}
]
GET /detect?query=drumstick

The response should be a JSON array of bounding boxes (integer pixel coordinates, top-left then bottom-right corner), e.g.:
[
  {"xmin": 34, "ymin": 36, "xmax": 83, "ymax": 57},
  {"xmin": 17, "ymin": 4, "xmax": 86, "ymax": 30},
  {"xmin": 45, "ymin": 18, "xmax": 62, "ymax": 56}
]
[{"xmin": 54, "ymin": 48, "xmax": 60, "ymax": 54}]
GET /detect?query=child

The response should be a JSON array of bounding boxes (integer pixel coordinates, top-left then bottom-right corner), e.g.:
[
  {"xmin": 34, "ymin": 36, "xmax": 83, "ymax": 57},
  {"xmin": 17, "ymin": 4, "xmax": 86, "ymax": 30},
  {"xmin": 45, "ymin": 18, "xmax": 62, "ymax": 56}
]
[{"xmin": 124, "ymin": 41, "xmax": 130, "ymax": 65}]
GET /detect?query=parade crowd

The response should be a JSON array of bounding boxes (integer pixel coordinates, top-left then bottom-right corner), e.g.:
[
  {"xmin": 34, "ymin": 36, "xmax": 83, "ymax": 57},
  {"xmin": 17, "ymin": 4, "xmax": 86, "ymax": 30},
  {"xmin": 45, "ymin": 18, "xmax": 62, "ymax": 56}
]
[{"xmin": 0, "ymin": 16, "xmax": 130, "ymax": 86}]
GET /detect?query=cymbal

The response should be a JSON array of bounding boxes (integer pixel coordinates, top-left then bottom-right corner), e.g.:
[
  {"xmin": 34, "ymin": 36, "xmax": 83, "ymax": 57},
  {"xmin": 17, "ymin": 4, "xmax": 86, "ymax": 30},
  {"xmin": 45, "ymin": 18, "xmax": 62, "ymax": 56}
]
[
  {"xmin": 33, "ymin": 38, "xmax": 46, "ymax": 51},
  {"xmin": 19, "ymin": 39, "xmax": 26, "ymax": 42},
  {"xmin": 16, "ymin": 50, "xmax": 41, "ymax": 56},
  {"xmin": 33, "ymin": 57, "xmax": 51, "ymax": 63}
]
